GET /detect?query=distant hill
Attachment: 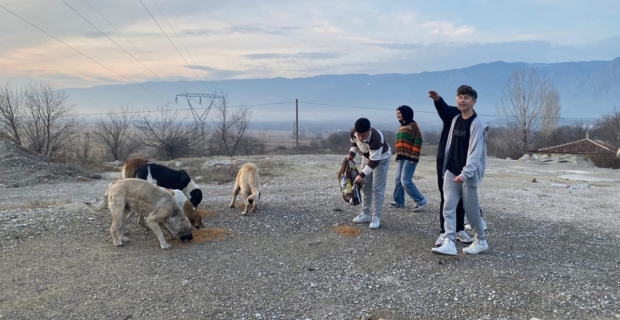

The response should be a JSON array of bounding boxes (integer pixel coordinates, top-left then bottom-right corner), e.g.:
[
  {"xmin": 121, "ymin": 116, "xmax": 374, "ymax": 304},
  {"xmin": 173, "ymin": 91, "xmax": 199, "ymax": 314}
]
[{"xmin": 66, "ymin": 57, "xmax": 620, "ymax": 129}]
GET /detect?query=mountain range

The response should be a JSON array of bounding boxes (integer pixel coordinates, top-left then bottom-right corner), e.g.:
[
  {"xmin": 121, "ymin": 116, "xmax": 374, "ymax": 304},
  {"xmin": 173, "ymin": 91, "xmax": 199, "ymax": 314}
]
[{"xmin": 66, "ymin": 56, "xmax": 620, "ymax": 130}]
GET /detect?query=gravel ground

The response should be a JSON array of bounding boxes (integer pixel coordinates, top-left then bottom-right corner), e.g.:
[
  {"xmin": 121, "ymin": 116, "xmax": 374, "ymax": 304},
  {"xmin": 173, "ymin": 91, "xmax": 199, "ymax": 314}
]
[{"xmin": 1, "ymin": 145, "xmax": 620, "ymax": 319}]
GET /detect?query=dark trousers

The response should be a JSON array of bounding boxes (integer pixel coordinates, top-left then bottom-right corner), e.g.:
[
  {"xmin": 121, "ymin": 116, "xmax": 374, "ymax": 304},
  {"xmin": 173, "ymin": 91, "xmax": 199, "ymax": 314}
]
[{"xmin": 437, "ymin": 171, "xmax": 465, "ymax": 233}]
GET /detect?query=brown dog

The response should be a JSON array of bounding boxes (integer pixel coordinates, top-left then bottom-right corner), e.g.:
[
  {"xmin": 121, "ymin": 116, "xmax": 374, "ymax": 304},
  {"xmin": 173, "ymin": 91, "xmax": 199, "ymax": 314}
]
[
  {"xmin": 164, "ymin": 188, "xmax": 204, "ymax": 229},
  {"xmin": 85, "ymin": 178, "xmax": 193, "ymax": 249},
  {"xmin": 229, "ymin": 163, "xmax": 261, "ymax": 215},
  {"xmin": 120, "ymin": 157, "xmax": 151, "ymax": 179}
]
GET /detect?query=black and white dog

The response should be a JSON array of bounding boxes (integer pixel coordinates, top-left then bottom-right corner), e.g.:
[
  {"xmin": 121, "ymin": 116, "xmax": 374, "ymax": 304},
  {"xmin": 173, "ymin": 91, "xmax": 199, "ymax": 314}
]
[{"xmin": 134, "ymin": 163, "xmax": 203, "ymax": 208}]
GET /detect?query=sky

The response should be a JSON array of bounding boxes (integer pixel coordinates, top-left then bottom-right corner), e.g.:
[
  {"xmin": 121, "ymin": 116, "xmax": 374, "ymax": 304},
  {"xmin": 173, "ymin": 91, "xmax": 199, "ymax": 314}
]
[{"xmin": 1, "ymin": 0, "xmax": 619, "ymax": 89}]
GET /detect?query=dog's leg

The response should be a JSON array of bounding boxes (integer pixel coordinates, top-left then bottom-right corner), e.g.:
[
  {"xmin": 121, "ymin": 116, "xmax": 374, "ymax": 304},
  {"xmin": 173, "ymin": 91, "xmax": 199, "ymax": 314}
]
[
  {"xmin": 145, "ymin": 211, "xmax": 170, "ymax": 249},
  {"xmin": 137, "ymin": 213, "xmax": 150, "ymax": 231},
  {"xmin": 229, "ymin": 185, "xmax": 240, "ymax": 208},
  {"xmin": 250, "ymin": 193, "xmax": 259, "ymax": 213},
  {"xmin": 242, "ymin": 194, "xmax": 250, "ymax": 215},
  {"xmin": 110, "ymin": 211, "xmax": 124, "ymax": 247},
  {"xmin": 160, "ymin": 222, "xmax": 176, "ymax": 239}
]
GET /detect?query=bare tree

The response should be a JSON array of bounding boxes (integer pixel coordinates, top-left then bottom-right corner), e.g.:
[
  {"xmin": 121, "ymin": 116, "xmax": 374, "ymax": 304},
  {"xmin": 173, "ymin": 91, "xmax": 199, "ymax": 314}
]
[
  {"xmin": 21, "ymin": 82, "xmax": 77, "ymax": 157},
  {"xmin": 422, "ymin": 130, "xmax": 440, "ymax": 145},
  {"xmin": 93, "ymin": 106, "xmax": 134, "ymax": 161},
  {"xmin": 0, "ymin": 83, "xmax": 23, "ymax": 145},
  {"xmin": 533, "ymin": 121, "xmax": 589, "ymax": 150},
  {"xmin": 496, "ymin": 68, "xmax": 562, "ymax": 155},
  {"xmin": 134, "ymin": 103, "xmax": 195, "ymax": 160},
  {"xmin": 541, "ymin": 89, "xmax": 561, "ymax": 136},
  {"xmin": 593, "ymin": 109, "xmax": 620, "ymax": 146},
  {"xmin": 321, "ymin": 131, "xmax": 350, "ymax": 152},
  {"xmin": 211, "ymin": 101, "xmax": 251, "ymax": 157},
  {"xmin": 74, "ymin": 129, "xmax": 93, "ymax": 163},
  {"xmin": 487, "ymin": 125, "xmax": 523, "ymax": 160}
]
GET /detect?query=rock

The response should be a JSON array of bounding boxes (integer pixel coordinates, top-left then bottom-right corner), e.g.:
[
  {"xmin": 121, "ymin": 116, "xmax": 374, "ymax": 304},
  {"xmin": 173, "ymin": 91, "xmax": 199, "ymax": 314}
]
[
  {"xmin": 77, "ymin": 176, "xmax": 91, "ymax": 182},
  {"xmin": 518, "ymin": 154, "xmax": 531, "ymax": 162}
]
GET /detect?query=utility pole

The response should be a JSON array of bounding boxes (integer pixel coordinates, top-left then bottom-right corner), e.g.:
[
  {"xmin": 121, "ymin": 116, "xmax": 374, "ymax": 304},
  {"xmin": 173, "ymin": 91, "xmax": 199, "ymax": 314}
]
[
  {"xmin": 175, "ymin": 92, "xmax": 225, "ymax": 153},
  {"xmin": 295, "ymin": 99, "xmax": 299, "ymax": 150}
]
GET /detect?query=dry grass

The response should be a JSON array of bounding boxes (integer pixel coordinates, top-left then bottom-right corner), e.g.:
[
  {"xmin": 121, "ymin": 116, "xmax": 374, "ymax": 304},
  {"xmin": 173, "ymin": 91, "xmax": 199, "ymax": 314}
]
[
  {"xmin": 334, "ymin": 225, "xmax": 362, "ymax": 236},
  {"xmin": 156, "ymin": 157, "xmax": 288, "ymax": 185},
  {"xmin": 0, "ymin": 199, "xmax": 71, "ymax": 210}
]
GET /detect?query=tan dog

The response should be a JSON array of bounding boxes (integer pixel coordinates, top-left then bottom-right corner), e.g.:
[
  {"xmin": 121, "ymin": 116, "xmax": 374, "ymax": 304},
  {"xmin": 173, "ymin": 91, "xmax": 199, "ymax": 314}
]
[
  {"xmin": 229, "ymin": 163, "xmax": 261, "ymax": 215},
  {"xmin": 85, "ymin": 178, "xmax": 193, "ymax": 249},
  {"xmin": 120, "ymin": 157, "xmax": 151, "ymax": 179},
  {"xmin": 164, "ymin": 188, "xmax": 204, "ymax": 229}
]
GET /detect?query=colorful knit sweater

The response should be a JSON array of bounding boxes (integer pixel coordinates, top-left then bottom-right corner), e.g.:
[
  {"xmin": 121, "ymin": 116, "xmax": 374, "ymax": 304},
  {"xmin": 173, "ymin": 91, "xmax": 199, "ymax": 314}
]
[{"xmin": 395, "ymin": 121, "xmax": 423, "ymax": 162}]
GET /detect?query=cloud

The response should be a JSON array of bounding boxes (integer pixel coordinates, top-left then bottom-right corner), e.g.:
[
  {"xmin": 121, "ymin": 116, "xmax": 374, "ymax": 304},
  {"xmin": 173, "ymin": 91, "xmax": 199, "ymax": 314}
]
[
  {"xmin": 185, "ymin": 65, "xmax": 246, "ymax": 79},
  {"xmin": 228, "ymin": 24, "xmax": 301, "ymax": 35},
  {"xmin": 243, "ymin": 52, "xmax": 341, "ymax": 60}
]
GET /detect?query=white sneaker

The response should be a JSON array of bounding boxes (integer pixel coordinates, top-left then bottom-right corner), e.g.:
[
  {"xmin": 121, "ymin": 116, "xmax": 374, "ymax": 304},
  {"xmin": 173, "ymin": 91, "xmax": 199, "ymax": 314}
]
[
  {"xmin": 434, "ymin": 233, "xmax": 445, "ymax": 247},
  {"xmin": 412, "ymin": 199, "xmax": 428, "ymax": 211},
  {"xmin": 352, "ymin": 213, "xmax": 371, "ymax": 223},
  {"xmin": 431, "ymin": 238, "xmax": 457, "ymax": 256},
  {"xmin": 456, "ymin": 230, "xmax": 473, "ymax": 244},
  {"xmin": 369, "ymin": 216, "xmax": 380, "ymax": 229},
  {"xmin": 463, "ymin": 239, "xmax": 489, "ymax": 255}
]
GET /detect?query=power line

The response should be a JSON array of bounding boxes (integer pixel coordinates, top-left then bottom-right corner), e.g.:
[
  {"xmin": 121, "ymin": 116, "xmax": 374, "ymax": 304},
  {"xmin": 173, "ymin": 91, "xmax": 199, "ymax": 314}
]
[
  {"xmin": 55, "ymin": 101, "xmax": 294, "ymax": 118},
  {"xmin": 81, "ymin": 0, "xmax": 175, "ymax": 83},
  {"xmin": 62, "ymin": 0, "xmax": 183, "ymax": 95},
  {"xmin": 0, "ymin": 3, "xmax": 173, "ymax": 104},
  {"xmin": 152, "ymin": 0, "xmax": 202, "ymax": 72},
  {"xmin": 139, "ymin": 0, "xmax": 213, "ymax": 93},
  {"xmin": 299, "ymin": 101, "xmax": 602, "ymax": 120}
]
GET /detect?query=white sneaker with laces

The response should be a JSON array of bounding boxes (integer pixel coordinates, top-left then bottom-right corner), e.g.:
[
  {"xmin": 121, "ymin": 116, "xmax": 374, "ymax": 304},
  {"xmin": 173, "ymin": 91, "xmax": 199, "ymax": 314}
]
[
  {"xmin": 369, "ymin": 216, "xmax": 380, "ymax": 229},
  {"xmin": 412, "ymin": 199, "xmax": 428, "ymax": 211},
  {"xmin": 352, "ymin": 213, "xmax": 371, "ymax": 223},
  {"xmin": 456, "ymin": 230, "xmax": 473, "ymax": 244},
  {"xmin": 431, "ymin": 238, "xmax": 457, "ymax": 256},
  {"xmin": 463, "ymin": 239, "xmax": 489, "ymax": 255},
  {"xmin": 434, "ymin": 233, "xmax": 445, "ymax": 247}
]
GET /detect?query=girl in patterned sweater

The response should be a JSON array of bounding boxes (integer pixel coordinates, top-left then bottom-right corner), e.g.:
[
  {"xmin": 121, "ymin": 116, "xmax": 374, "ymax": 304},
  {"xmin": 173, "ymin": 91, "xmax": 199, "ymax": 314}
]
[{"xmin": 389, "ymin": 105, "xmax": 429, "ymax": 210}]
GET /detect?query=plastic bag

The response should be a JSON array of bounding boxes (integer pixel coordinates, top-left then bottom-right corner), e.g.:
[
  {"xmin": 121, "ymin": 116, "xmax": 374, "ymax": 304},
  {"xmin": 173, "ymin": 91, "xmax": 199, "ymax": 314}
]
[{"xmin": 338, "ymin": 158, "xmax": 361, "ymax": 206}]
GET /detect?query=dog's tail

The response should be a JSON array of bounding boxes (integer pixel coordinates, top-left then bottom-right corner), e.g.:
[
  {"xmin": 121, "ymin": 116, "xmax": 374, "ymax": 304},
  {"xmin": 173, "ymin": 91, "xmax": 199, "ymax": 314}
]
[
  {"xmin": 247, "ymin": 170, "xmax": 260, "ymax": 202},
  {"xmin": 120, "ymin": 157, "xmax": 151, "ymax": 179},
  {"xmin": 84, "ymin": 182, "xmax": 114, "ymax": 212}
]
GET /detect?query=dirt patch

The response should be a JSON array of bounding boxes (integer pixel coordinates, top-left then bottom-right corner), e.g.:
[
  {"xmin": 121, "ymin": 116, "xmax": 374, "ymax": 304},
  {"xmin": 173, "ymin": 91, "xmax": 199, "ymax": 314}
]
[
  {"xmin": 196, "ymin": 208, "xmax": 218, "ymax": 218},
  {"xmin": 334, "ymin": 225, "xmax": 362, "ymax": 236},
  {"xmin": 171, "ymin": 228, "xmax": 231, "ymax": 246}
]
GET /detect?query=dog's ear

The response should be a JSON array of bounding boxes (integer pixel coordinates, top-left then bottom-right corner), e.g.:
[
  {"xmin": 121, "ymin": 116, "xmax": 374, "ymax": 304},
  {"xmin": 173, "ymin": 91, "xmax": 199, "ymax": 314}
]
[{"xmin": 190, "ymin": 189, "xmax": 202, "ymax": 208}]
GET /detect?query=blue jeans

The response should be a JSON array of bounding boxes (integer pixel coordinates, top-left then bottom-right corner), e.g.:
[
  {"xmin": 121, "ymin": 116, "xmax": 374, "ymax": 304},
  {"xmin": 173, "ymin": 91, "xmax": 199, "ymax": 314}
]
[{"xmin": 392, "ymin": 159, "xmax": 426, "ymax": 206}]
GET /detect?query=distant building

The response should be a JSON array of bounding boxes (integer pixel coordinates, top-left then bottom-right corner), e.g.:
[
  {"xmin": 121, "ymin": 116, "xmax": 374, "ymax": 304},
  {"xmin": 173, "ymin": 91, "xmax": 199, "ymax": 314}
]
[{"xmin": 528, "ymin": 132, "xmax": 617, "ymax": 157}]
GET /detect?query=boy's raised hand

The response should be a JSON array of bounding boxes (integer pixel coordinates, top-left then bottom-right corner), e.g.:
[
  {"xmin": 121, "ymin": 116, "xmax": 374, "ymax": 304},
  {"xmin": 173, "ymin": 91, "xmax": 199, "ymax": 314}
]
[{"xmin": 428, "ymin": 90, "xmax": 440, "ymax": 101}]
